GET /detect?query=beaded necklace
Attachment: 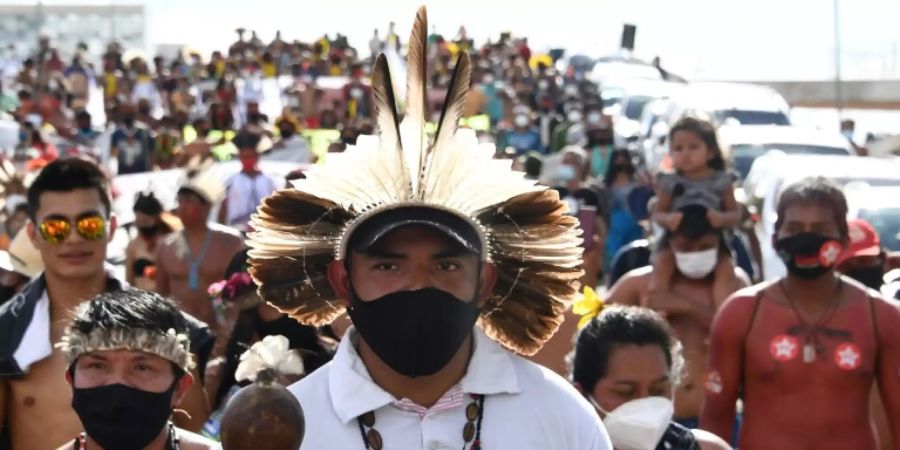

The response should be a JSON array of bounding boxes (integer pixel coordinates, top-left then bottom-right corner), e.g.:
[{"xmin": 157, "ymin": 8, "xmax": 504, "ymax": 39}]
[{"xmin": 357, "ymin": 394, "xmax": 485, "ymax": 450}]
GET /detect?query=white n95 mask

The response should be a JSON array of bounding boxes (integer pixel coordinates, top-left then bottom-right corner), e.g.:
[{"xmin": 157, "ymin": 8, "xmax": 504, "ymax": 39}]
[
  {"xmin": 596, "ymin": 396, "xmax": 674, "ymax": 450},
  {"xmin": 674, "ymin": 248, "xmax": 718, "ymax": 279}
]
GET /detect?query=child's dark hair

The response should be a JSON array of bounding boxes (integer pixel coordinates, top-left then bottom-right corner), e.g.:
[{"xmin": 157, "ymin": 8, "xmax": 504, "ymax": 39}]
[
  {"xmin": 569, "ymin": 305, "xmax": 684, "ymax": 394},
  {"xmin": 659, "ymin": 204, "xmax": 731, "ymax": 256},
  {"xmin": 775, "ymin": 176, "xmax": 848, "ymax": 240},
  {"xmin": 26, "ymin": 158, "xmax": 111, "ymax": 221},
  {"xmin": 669, "ymin": 116, "xmax": 725, "ymax": 171}
]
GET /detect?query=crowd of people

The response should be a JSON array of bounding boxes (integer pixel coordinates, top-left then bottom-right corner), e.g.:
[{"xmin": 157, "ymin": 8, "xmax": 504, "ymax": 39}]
[{"xmin": 0, "ymin": 7, "xmax": 899, "ymax": 450}]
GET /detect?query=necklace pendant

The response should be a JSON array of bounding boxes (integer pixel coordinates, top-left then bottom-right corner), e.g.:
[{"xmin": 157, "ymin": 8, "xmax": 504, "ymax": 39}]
[{"xmin": 803, "ymin": 343, "xmax": 816, "ymax": 363}]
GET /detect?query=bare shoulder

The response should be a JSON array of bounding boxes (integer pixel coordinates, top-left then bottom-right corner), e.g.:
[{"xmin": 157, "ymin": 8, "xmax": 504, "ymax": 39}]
[
  {"xmin": 208, "ymin": 223, "xmax": 243, "ymax": 242},
  {"xmin": 54, "ymin": 440, "xmax": 77, "ymax": 450},
  {"xmin": 177, "ymin": 428, "xmax": 219, "ymax": 449},
  {"xmin": 607, "ymin": 266, "xmax": 652, "ymax": 305},
  {"xmin": 159, "ymin": 232, "xmax": 182, "ymax": 249},
  {"xmin": 732, "ymin": 266, "xmax": 751, "ymax": 288},
  {"xmin": 622, "ymin": 265, "xmax": 653, "ymax": 281},
  {"xmin": 615, "ymin": 266, "xmax": 653, "ymax": 289},
  {"xmin": 714, "ymin": 280, "xmax": 775, "ymax": 325},
  {"xmin": 692, "ymin": 428, "xmax": 733, "ymax": 450},
  {"xmin": 725, "ymin": 279, "xmax": 775, "ymax": 305}
]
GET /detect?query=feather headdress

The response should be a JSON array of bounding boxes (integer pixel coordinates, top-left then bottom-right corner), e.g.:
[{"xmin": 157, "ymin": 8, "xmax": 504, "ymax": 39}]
[
  {"xmin": 247, "ymin": 6, "xmax": 584, "ymax": 355},
  {"xmin": 178, "ymin": 156, "xmax": 225, "ymax": 204}
]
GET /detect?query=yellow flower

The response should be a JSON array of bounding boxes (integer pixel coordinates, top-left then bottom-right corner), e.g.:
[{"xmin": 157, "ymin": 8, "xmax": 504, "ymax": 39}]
[{"xmin": 572, "ymin": 286, "xmax": 605, "ymax": 329}]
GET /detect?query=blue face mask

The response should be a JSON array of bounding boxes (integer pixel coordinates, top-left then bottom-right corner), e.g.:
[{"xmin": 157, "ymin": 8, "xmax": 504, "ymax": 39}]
[{"xmin": 555, "ymin": 164, "xmax": 577, "ymax": 182}]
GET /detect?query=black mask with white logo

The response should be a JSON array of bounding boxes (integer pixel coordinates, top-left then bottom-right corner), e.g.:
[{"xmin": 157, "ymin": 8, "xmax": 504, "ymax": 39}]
[
  {"xmin": 775, "ymin": 233, "xmax": 841, "ymax": 280},
  {"xmin": 347, "ymin": 287, "xmax": 480, "ymax": 378}
]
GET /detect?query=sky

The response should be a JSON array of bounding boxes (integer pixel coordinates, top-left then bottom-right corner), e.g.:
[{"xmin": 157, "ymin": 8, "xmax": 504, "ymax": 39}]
[{"xmin": 5, "ymin": 0, "xmax": 900, "ymax": 81}]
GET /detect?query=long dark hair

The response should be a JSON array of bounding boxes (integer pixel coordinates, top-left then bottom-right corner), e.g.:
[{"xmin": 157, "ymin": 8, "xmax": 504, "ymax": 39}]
[
  {"xmin": 133, "ymin": 191, "xmax": 174, "ymax": 234},
  {"xmin": 603, "ymin": 149, "xmax": 636, "ymax": 188},
  {"xmin": 668, "ymin": 116, "xmax": 726, "ymax": 171},
  {"xmin": 570, "ymin": 305, "xmax": 684, "ymax": 394}
]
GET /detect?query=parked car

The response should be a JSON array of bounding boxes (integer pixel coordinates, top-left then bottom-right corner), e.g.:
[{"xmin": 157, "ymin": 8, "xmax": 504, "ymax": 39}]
[
  {"xmin": 612, "ymin": 80, "xmax": 682, "ymax": 148},
  {"xmin": 718, "ymin": 125, "xmax": 854, "ymax": 180},
  {"xmin": 845, "ymin": 185, "xmax": 900, "ymax": 252},
  {"xmin": 639, "ymin": 82, "xmax": 792, "ymax": 174}
]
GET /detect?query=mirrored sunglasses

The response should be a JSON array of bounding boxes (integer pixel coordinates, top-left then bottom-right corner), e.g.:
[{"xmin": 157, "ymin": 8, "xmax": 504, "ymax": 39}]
[{"xmin": 39, "ymin": 216, "xmax": 106, "ymax": 244}]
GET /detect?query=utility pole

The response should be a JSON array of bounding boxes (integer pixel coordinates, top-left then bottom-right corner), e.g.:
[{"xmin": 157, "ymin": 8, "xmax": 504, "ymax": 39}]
[
  {"xmin": 110, "ymin": 0, "xmax": 117, "ymax": 43},
  {"xmin": 833, "ymin": 0, "xmax": 843, "ymax": 117}
]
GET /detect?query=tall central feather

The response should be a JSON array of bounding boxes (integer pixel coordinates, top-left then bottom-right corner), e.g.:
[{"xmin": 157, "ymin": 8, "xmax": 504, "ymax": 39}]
[
  {"xmin": 370, "ymin": 53, "xmax": 409, "ymax": 199},
  {"xmin": 401, "ymin": 5, "xmax": 429, "ymax": 199}
]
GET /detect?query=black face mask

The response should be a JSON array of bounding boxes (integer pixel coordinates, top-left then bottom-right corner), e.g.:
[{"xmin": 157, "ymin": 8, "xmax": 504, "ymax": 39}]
[
  {"xmin": 775, "ymin": 233, "xmax": 843, "ymax": 280},
  {"xmin": 122, "ymin": 116, "xmax": 136, "ymax": 128},
  {"xmin": 72, "ymin": 381, "xmax": 176, "ymax": 450},
  {"xmin": 589, "ymin": 135, "xmax": 613, "ymax": 146},
  {"xmin": 347, "ymin": 287, "xmax": 481, "ymax": 378},
  {"xmin": 846, "ymin": 265, "xmax": 884, "ymax": 290},
  {"xmin": 279, "ymin": 128, "xmax": 295, "ymax": 139},
  {"xmin": 137, "ymin": 224, "xmax": 158, "ymax": 238}
]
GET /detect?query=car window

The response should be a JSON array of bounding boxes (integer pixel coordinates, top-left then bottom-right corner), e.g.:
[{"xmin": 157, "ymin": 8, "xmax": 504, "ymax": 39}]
[
  {"xmin": 732, "ymin": 144, "xmax": 850, "ymax": 178},
  {"xmin": 624, "ymin": 96, "xmax": 653, "ymax": 120},
  {"xmin": 859, "ymin": 208, "xmax": 900, "ymax": 251},
  {"xmin": 715, "ymin": 110, "xmax": 790, "ymax": 126}
]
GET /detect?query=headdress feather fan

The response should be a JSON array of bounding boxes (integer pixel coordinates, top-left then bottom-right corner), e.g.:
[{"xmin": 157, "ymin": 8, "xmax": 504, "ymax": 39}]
[{"xmin": 248, "ymin": 6, "xmax": 584, "ymax": 355}]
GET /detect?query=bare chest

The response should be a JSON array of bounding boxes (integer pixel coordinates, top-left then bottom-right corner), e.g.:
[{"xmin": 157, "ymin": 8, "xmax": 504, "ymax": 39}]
[
  {"xmin": 9, "ymin": 350, "xmax": 81, "ymax": 449},
  {"xmin": 745, "ymin": 298, "xmax": 878, "ymax": 386}
]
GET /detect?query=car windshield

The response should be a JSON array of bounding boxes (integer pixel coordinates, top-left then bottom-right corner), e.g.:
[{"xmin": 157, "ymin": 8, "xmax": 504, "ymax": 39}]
[
  {"xmin": 859, "ymin": 208, "xmax": 900, "ymax": 251},
  {"xmin": 715, "ymin": 109, "xmax": 790, "ymax": 126},
  {"xmin": 602, "ymin": 88, "xmax": 624, "ymax": 108},
  {"xmin": 624, "ymin": 96, "xmax": 653, "ymax": 120},
  {"xmin": 732, "ymin": 143, "xmax": 850, "ymax": 178}
]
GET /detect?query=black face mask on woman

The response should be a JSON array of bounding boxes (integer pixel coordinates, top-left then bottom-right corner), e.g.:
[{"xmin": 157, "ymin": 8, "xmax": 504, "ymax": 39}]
[
  {"xmin": 347, "ymin": 287, "xmax": 481, "ymax": 378},
  {"xmin": 72, "ymin": 381, "xmax": 177, "ymax": 450}
]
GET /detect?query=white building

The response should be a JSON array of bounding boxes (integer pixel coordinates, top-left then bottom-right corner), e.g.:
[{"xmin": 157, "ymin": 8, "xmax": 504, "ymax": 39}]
[{"xmin": 0, "ymin": 3, "xmax": 146, "ymax": 59}]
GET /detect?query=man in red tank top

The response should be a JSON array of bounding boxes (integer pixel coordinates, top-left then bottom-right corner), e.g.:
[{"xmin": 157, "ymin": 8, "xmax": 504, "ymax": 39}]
[{"xmin": 700, "ymin": 176, "xmax": 900, "ymax": 450}]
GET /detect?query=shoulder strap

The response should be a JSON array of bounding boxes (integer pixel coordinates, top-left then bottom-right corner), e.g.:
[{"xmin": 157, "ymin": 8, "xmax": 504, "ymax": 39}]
[
  {"xmin": 739, "ymin": 288, "xmax": 765, "ymax": 392},
  {"xmin": 868, "ymin": 291, "xmax": 880, "ymax": 370}
]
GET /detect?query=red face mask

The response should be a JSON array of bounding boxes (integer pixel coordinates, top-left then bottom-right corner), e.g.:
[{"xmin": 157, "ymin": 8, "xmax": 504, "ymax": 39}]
[{"xmin": 240, "ymin": 154, "xmax": 257, "ymax": 172}]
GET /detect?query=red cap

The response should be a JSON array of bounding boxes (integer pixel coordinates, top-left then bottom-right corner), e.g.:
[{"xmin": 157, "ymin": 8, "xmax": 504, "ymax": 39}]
[{"xmin": 837, "ymin": 219, "xmax": 881, "ymax": 266}]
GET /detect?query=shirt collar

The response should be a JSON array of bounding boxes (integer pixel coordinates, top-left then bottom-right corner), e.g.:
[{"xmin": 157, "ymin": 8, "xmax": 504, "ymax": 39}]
[
  {"xmin": 12, "ymin": 271, "xmax": 126, "ymax": 372},
  {"xmin": 329, "ymin": 326, "xmax": 521, "ymax": 424}
]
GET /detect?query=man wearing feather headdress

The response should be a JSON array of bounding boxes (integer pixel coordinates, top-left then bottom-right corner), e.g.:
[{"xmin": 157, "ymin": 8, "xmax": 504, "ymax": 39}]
[{"xmin": 246, "ymin": 7, "xmax": 611, "ymax": 450}]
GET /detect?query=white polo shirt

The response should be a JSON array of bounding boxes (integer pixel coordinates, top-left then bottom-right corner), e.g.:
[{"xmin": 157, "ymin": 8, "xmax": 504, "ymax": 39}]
[{"xmin": 290, "ymin": 327, "xmax": 612, "ymax": 450}]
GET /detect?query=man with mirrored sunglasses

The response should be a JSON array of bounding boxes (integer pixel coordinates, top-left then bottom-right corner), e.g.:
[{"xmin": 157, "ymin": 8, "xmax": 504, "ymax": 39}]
[{"xmin": 0, "ymin": 158, "xmax": 214, "ymax": 450}]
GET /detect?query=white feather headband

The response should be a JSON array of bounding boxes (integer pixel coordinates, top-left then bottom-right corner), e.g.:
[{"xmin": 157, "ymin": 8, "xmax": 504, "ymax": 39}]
[{"xmin": 57, "ymin": 327, "xmax": 195, "ymax": 373}]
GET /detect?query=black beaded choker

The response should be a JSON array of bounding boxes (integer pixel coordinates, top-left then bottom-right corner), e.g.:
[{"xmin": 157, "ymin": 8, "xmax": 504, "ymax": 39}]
[{"xmin": 357, "ymin": 393, "xmax": 486, "ymax": 450}]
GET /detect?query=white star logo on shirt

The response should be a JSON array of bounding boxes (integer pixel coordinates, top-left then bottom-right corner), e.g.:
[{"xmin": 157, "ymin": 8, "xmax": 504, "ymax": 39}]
[
  {"xmin": 835, "ymin": 343, "xmax": 861, "ymax": 370},
  {"xmin": 774, "ymin": 337, "xmax": 796, "ymax": 358},
  {"xmin": 770, "ymin": 334, "xmax": 799, "ymax": 361}
]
